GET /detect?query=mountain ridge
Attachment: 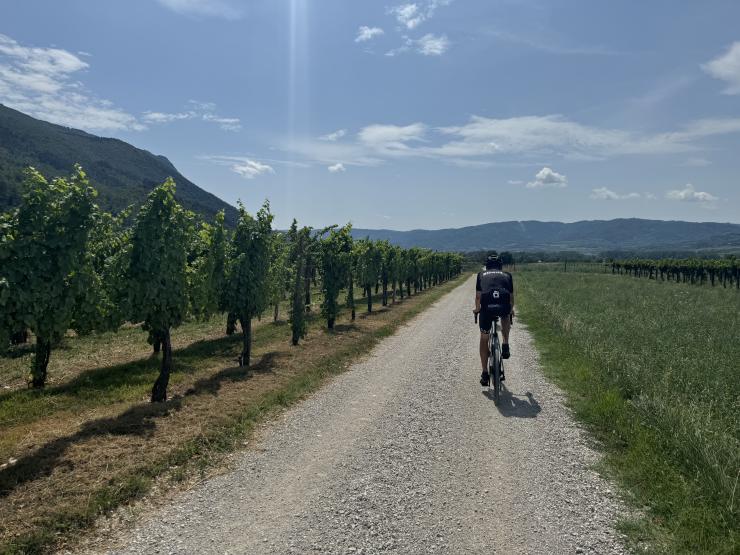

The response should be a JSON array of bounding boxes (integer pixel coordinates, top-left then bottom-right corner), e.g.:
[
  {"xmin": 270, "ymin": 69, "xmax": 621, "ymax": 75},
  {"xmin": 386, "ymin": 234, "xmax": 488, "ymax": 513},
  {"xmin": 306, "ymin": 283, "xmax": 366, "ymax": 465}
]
[
  {"xmin": 352, "ymin": 218, "xmax": 740, "ymax": 252},
  {"xmin": 0, "ymin": 104, "xmax": 238, "ymax": 224}
]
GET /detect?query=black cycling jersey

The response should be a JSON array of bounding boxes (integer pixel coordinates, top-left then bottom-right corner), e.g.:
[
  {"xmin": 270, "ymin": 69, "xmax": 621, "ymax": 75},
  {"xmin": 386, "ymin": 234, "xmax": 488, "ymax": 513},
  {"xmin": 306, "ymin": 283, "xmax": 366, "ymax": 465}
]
[
  {"xmin": 476, "ymin": 268, "xmax": 514, "ymax": 295},
  {"xmin": 476, "ymin": 268, "xmax": 513, "ymax": 332}
]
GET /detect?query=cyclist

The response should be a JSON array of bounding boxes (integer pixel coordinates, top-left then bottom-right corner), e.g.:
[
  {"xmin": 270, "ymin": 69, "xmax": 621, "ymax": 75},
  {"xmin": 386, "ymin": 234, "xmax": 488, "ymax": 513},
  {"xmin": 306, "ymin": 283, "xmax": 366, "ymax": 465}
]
[{"xmin": 473, "ymin": 252, "xmax": 514, "ymax": 386}]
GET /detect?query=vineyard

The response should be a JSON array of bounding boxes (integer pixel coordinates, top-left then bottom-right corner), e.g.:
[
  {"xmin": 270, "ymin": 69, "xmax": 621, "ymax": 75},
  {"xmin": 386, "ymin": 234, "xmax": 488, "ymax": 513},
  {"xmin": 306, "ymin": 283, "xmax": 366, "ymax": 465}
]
[
  {"xmin": 515, "ymin": 258, "xmax": 740, "ymax": 288},
  {"xmin": 0, "ymin": 166, "xmax": 463, "ymax": 402},
  {"xmin": 611, "ymin": 258, "xmax": 740, "ymax": 287}
]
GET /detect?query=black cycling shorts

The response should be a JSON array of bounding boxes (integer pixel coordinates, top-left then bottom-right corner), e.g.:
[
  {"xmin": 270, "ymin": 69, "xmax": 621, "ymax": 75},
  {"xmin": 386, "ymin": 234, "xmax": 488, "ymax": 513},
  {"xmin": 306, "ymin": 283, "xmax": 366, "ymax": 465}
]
[{"xmin": 479, "ymin": 306, "xmax": 511, "ymax": 333}]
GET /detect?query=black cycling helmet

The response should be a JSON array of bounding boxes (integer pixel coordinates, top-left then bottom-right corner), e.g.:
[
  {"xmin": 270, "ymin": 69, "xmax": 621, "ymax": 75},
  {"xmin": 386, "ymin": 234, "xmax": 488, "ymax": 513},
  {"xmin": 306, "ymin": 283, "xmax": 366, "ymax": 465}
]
[{"xmin": 485, "ymin": 252, "xmax": 502, "ymax": 269}]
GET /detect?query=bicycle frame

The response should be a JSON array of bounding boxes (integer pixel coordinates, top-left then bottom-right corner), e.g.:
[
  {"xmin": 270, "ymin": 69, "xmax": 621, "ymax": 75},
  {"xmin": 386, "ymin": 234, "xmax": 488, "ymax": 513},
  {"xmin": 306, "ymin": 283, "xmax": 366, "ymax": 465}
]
[
  {"xmin": 475, "ymin": 309, "xmax": 503, "ymax": 403},
  {"xmin": 488, "ymin": 316, "xmax": 502, "ymax": 404}
]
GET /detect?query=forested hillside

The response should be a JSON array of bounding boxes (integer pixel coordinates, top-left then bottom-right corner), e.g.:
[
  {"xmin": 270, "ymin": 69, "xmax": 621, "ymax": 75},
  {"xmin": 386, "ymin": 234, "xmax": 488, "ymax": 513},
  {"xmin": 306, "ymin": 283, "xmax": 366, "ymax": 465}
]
[{"xmin": 0, "ymin": 104, "xmax": 238, "ymax": 225}]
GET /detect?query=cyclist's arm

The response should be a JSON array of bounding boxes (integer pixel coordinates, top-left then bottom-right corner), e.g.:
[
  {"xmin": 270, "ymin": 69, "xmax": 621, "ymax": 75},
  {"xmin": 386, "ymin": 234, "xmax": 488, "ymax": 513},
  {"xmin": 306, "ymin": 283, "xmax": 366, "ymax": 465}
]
[{"xmin": 474, "ymin": 272, "xmax": 482, "ymax": 313}]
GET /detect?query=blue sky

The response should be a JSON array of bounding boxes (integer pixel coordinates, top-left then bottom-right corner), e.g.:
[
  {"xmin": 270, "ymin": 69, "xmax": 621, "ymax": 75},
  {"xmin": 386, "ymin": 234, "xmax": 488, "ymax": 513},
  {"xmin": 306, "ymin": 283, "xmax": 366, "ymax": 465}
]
[{"xmin": 1, "ymin": 0, "xmax": 739, "ymax": 229}]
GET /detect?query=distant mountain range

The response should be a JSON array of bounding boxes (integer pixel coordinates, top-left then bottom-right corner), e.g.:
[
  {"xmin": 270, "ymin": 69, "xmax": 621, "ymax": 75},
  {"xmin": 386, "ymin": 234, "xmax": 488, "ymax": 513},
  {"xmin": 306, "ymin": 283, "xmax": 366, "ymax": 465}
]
[
  {"xmin": 3, "ymin": 105, "xmax": 738, "ymax": 253},
  {"xmin": 352, "ymin": 219, "xmax": 740, "ymax": 252},
  {"xmin": 0, "ymin": 104, "xmax": 238, "ymax": 224}
]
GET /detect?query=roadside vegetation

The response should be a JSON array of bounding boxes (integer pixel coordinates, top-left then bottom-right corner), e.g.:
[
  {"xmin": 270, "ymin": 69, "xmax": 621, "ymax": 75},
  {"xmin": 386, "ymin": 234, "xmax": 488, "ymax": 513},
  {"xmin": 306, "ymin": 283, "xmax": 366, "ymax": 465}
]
[
  {"xmin": 0, "ymin": 166, "xmax": 464, "ymax": 554},
  {"xmin": 517, "ymin": 270, "xmax": 739, "ymax": 554}
]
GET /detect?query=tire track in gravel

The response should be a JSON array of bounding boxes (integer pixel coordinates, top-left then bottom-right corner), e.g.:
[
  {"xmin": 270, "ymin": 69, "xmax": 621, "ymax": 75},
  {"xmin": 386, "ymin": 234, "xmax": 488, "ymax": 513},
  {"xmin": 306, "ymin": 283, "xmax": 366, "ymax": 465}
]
[{"xmin": 87, "ymin": 276, "xmax": 629, "ymax": 555}]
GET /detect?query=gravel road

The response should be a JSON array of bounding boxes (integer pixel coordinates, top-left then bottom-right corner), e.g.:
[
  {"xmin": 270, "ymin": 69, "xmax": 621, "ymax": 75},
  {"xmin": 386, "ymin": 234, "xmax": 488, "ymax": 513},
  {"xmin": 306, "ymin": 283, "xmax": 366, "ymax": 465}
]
[{"xmin": 90, "ymin": 276, "xmax": 628, "ymax": 555}]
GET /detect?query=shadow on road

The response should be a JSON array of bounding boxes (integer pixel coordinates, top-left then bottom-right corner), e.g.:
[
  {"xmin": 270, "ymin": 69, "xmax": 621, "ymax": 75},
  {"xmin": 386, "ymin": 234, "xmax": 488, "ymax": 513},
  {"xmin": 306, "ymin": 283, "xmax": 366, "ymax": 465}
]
[{"xmin": 483, "ymin": 388, "xmax": 541, "ymax": 418}]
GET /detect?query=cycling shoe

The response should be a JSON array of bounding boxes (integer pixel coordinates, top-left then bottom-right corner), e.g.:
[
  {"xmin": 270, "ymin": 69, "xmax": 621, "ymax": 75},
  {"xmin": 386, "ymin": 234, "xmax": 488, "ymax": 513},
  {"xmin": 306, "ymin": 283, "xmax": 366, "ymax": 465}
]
[
  {"xmin": 502, "ymin": 344, "xmax": 511, "ymax": 359},
  {"xmin": 480, "ymin": 372, "xmax": 489, "ymax": 386}
]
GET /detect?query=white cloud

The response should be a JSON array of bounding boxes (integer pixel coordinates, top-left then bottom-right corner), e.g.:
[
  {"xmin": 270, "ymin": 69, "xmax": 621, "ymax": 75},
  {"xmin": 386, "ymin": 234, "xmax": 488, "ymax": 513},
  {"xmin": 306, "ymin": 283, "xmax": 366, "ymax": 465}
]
[
  {"xmin": 203, "ymin": 156, "xmax": 274, "ymax": 179},
  {"xmin": 232, "ymin": 160, "xmax": 273, "ymax": 179},
  {"xmin": 142, "ymin": 102, "xmax": 241, "ymax": 131},
  {"xmin": 389, "ymin": 4, "xmax": 424, "ymax": 29},
  {"xmin": 433, "ymin": 115, "xmax": 740, "ymax": 159},
  {"xmin": 328, "ymin": 163, "xmax": 346, "ymax": 173},
  {"xmin": 666, "ymin": 184, "xmax": 718, "ymax": 203},
  {"xmin": 590, "ymin": 187, "xmax": 642, "ymax": 200},
  {"xmin": 142, "ymin": 111, "xmax": 193, "ymax": 124},
  {"xmin": 416, "ymin": 34, "xmax": 450, "ymax": 56},
  {"xmin": 156, "ymin": 0, "xmax": 242, "ymax": 20},
  {"xmin": 526, "ymin": 167, "xmax": 567, "ymax": 189},
  {"xmin": 385, "ymin": 33, "xmax": 450, "ymax": 57},
  {"xmin": 388, "ymin": 1, "xmax": 451, "ymax": 29},
  {"xmin": 202, "ymin": 113, "xmax": 241, "ymax": 131},
  {"xmin": 232, "ymin": 160, "xmax": 274, "ymax": 179},
  {"xmin": 0, "ymin": 33, "xmax": 141, "ymax": 131},
  {"xmin": 358, "ymin": 122, "xmax": 426, "ymax": 153},
  {"xmin": 319, "ymin": 129, "xmax": 347, "ymax": 141},
  {"xmin": 507, "ymin": 180, "xmax": 524, "ymax": 185},
  {"xmin": 702, "ymin": 42, "xmax": 740, "ymax": 95},
  {"xmin": 279, "ymin": 114, "xmax": 740, "ymax": 170},
  {"xmin": 356, "ymin": 26, "xmax": 384, "ymax": 43}
]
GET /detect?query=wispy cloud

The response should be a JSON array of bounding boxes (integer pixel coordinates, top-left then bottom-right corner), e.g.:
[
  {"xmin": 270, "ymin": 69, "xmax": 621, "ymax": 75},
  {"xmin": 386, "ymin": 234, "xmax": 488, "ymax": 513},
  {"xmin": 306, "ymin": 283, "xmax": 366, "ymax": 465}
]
[
  {"xmin": 666, "ymin": 184, "xmax": 718, "ymax": 203},
  {"xmin": 232, "ymin": 159, "xmax": 273, "ymax": 179},
  {"xmin": 278, "ymin": 114, "xmax": 740, "ymax": 170},
  {"xmin": 142, "ymin": 111, "xmax": 192, "ymax": 124},
  {"xmin": 628, "ymin": 74, "xmax": 695, "ymax": 109},
  {"xmin": 358, "ymin": 122, "xmax": 427, "ymax": 154},
  {"xmin": 432, "ymin": 115, "xmax": 740, "ymax": 159},
  {"xmin": 0, "ymin": 33, "xmax": 141, "ymax": 131},
  {"xmin": 682, "ymin": 157, "xmax": 712, "ymax": 167},
  {"xmin": 484, "ymin": 28, "xmax": 621, "ymax": 56},
  {"xmin": 328, "ymin": 163, "xmax": 346, "ymax": 173},
  {"xmin": 203, "ymin": 155, "xmax": 274, "ymax": 179},
  {"xmin": 590, "ymin": 187, "xmax": 642, "ymax": 200},
  {"xmin": 526, "ymin": 167, "xmax": 567, "ymax": 189},
  {"xmin": 386, "ymin": 34, "xmax": 450, "ymax": 57},
  {"xmin": 143, "ymin": 101, "xmax": 241, "ymax": 131},
  {"xmin": 319, "ymin": 129, "xmax": 347, "ymax": 141},
  {"xmin": 202, "ymin": 113, "xmax": 241, "ymax": 131},
  {"xmin": 702, "ymin": 42, "xmax": 740, "ymax": 95},
  {"xmin": 156, "ymin": 0, "xmax": 243, "ymax": 20},
  {"xmin": 417, "ymin": 34, "xmax": 450, "ymax": 56},
  {"xmin": 355, "ymin": 26, "xmax": 384, "ymax": 43}
]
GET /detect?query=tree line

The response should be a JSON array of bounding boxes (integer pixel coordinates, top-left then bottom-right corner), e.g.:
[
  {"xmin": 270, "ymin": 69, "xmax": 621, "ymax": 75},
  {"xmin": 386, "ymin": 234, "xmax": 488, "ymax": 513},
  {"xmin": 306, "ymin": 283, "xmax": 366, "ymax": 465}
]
[{"xmin": 0, "ymin": 167, "xmax": 463, "ymax": 401}]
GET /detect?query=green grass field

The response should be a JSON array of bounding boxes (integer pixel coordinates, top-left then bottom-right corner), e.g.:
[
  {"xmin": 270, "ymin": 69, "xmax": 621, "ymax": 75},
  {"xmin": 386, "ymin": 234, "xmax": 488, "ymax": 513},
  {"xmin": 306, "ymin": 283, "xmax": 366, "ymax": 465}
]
[{"xmin": 517, "ymin": 271, "xmax": 739, "ymax": 554}]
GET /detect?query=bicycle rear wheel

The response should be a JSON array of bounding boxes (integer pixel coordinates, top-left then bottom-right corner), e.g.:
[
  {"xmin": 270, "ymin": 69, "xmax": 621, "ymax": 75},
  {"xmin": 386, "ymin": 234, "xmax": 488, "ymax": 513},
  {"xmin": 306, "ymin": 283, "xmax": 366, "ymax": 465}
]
[{"xmin": 490, "ymin": 336, "xmax": 501, "ymax": 404}]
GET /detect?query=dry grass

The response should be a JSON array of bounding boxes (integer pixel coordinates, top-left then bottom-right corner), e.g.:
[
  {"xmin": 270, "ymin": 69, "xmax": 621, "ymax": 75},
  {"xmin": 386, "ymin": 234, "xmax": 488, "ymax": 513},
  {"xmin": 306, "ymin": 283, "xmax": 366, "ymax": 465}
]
[{"xmin": 0, "ymin": 279, "xmax": 464, "ymax": 554}]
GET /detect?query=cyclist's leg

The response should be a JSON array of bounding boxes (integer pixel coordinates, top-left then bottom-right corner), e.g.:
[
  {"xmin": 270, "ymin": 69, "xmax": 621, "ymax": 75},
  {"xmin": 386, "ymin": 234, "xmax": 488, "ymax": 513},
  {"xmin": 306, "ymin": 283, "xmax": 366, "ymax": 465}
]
[
  {"xmin": 500, "ymin": 310, "xmax": 512, "ymax": 359},
  {"xmin": 479, "ymin": 331, "xmax": 489, "ymax": 372},
  {"xmin": 501, "ymin": 314, "xmax": 511, "ymax": 344},
  {"xmin": 478, "ymin": 310, "xmax": 492, "ymax": 382}
]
